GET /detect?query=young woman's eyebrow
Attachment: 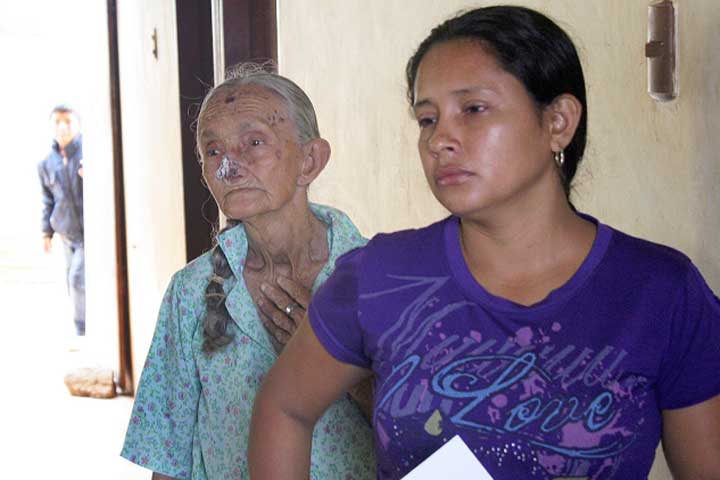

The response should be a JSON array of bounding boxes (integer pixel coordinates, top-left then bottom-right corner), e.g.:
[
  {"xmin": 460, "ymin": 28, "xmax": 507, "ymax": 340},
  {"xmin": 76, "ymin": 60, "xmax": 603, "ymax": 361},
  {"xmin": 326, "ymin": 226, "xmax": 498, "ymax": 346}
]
[{"xmin": 414, "ymin": 86, "xmax": 497, "ymax": 109}]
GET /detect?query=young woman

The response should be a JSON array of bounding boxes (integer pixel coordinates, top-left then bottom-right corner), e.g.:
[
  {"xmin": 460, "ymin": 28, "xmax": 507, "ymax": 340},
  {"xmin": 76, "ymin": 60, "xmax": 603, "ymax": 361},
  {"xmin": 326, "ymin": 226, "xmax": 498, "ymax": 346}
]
[{"xmin": 249, "ymin": 6, "xmax": 720, "ymax": 479}]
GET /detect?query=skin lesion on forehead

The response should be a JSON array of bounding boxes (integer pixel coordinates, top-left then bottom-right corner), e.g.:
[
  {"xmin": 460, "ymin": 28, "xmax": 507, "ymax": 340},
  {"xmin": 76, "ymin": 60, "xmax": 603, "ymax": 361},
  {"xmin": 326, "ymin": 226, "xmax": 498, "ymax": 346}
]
[
  {"xmin": 266, "ymin": 109, "xmax": 287, "ymax": 128},
  {"xmin": 220, "ymin": 85, "xmax": 273, "ymax": 105},
  {"xmin": 198, "ymin": 86, "xmax": 301, "ymax": 146},
  {"xmin": 202, "ymin": 88, "xmax": 284, "ymax": 124}
]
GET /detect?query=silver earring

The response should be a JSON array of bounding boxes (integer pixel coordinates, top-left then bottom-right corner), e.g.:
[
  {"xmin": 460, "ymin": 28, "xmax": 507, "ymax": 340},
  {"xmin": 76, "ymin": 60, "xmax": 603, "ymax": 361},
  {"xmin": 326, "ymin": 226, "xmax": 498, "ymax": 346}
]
[{"xmin": 554, "ymin": 150, "xmax": 565, "ymax": 168}]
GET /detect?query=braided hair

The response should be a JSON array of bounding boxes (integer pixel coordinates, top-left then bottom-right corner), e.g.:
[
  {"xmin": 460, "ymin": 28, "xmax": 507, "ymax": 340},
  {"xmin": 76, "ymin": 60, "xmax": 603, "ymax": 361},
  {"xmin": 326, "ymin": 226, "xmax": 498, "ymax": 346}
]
[{"xmin": 202, "ymin": 221, "xmax": 239, "ymax": 352}]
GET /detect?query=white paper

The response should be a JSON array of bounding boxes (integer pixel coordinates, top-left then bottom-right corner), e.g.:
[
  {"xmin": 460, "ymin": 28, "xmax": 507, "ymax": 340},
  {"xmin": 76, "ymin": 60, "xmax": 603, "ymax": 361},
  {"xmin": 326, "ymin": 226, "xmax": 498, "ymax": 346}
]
[{"xmin": 401, "ymin": 435, "xmax": 495, "ymax": 480}]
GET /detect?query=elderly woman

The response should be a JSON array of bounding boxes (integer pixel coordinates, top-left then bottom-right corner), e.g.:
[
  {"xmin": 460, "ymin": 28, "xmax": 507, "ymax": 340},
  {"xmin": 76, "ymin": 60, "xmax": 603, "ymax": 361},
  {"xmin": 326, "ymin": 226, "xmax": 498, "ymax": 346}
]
[{"xmin": 121, "ymin": 65, "xmax": 375, "ymax": 479}]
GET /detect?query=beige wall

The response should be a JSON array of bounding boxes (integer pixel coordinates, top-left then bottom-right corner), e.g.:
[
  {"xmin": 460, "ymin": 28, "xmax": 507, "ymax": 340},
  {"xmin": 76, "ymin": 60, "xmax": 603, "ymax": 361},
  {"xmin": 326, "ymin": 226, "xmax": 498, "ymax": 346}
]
[
  {"xmin": 117, "ymin": 0, "xmax": 186, "ymax": 389},
  {"xmin": 279, "ymin": 1, "xmax": 720, "ymax": 478},
  {"xmin": 279, "ymin": 0, "xmax": 720, "ymax": 289}
]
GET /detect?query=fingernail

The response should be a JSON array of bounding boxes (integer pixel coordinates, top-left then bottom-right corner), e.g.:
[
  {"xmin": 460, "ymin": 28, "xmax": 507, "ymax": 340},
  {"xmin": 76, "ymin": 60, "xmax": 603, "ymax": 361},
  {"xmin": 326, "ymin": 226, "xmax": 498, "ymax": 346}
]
[
  {"xmin": 256, "ymin": 297, "xmax": 263, "ymax": 306},
  {"xmin": 260, "ymin": 283, "xmax": 269, "ymax": 292}
]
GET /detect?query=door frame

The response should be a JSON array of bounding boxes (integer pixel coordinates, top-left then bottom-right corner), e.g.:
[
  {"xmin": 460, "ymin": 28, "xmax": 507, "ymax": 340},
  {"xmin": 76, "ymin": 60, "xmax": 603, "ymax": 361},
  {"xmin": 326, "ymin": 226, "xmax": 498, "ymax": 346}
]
[{"xmin": 109, "ymin": 0, "xmax": 278, "ymax": 394}]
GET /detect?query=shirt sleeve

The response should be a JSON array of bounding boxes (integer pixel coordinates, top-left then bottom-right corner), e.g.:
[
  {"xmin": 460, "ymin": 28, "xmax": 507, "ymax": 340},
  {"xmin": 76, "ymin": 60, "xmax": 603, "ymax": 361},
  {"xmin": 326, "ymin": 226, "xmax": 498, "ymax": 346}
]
[
  {"xmin": 38, "ymin": 162, "xmax": 54, "ymax": 237},
  {"xmin": 658, "ymin": 264, "xmax": 720, "ymax": 409},
  {"xmin": 309, "ymin": 247, "xmax": 372, "ymax": 369},
  {"xmin": 120, "ymin": 273, "xmax": 201, "ymax": 478}
]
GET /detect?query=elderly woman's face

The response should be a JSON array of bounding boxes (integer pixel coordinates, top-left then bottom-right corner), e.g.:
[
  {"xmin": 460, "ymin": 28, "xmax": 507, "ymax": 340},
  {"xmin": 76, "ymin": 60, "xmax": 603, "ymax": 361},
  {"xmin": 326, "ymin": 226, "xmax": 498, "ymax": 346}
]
[{"xmin": 197, "ymin": 84, "xmax": 306, "ymax": 221}]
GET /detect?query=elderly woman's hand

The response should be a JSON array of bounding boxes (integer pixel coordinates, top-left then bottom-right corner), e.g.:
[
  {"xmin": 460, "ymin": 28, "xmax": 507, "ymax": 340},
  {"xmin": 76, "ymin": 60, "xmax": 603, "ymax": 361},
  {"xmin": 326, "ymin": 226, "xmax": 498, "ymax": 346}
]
[{"xmin": 257, "ymin": 276, "xmax": 312, "ymax": 350}]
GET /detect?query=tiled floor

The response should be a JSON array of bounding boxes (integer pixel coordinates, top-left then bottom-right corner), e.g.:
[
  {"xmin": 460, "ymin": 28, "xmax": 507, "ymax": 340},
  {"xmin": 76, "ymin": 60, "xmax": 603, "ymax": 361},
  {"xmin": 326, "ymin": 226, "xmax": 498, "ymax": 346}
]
[{"xmin": 0, "ymin": 236, "xmax": 146, "ymax": 480}]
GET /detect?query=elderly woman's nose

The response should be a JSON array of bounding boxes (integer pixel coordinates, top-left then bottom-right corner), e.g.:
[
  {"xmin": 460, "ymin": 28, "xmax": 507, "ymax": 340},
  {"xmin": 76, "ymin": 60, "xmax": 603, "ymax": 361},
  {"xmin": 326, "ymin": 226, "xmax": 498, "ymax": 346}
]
[{"xmin": 225, "ymin": 146, "xmax": 251, "ymax": 162}]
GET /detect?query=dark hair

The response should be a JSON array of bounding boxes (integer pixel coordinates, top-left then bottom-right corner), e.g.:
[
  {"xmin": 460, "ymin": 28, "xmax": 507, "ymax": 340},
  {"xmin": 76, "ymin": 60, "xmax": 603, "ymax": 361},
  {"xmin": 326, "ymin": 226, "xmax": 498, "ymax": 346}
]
[
  {"xmin": 406, "ymin": 6, "xmax": 587, "ymax": 198},
  {"xmin": 50, "ymin": 104, "xmax": 76, "ymax": 117}
]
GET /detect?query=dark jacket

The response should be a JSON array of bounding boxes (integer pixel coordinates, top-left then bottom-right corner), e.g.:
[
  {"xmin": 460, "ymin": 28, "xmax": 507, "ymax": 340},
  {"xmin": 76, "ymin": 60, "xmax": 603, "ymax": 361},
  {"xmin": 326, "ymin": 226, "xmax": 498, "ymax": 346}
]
[{"xmin": 38, "ymin": 135, "xmax": 84, "ymax": 243}]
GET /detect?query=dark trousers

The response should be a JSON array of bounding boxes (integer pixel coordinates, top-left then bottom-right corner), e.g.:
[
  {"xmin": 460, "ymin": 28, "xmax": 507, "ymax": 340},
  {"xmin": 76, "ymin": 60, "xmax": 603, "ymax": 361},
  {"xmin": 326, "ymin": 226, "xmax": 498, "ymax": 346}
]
[{"xmin": 62, "ymin": 238, "xmax": 85, "ymax": 336}]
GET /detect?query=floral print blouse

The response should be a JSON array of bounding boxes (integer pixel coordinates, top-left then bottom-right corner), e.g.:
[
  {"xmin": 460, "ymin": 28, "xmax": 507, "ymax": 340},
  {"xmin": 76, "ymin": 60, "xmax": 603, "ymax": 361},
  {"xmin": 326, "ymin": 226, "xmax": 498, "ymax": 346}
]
[{"xmin": 121, "ymin": 204, "xmax": 375, "ymax": 479}]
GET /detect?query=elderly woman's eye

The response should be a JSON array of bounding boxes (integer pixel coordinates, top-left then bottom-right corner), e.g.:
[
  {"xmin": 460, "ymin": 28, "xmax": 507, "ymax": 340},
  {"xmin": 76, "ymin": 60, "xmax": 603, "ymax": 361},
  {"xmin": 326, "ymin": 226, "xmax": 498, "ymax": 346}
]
[
  {"xmin": 206, "ymin": 147, "xmax": 222, "ymax": 157},
  {"xmin": 250, "ymin": 139, "xmax": 265, "ymax": 147}
]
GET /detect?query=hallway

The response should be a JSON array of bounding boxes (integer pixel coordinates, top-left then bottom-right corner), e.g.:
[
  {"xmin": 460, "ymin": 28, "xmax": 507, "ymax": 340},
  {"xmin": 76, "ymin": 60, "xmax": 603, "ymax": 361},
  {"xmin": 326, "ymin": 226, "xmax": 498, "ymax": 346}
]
[{"xmin": 0, "ymin": 235, "xmax": 144, "ymax": 479}]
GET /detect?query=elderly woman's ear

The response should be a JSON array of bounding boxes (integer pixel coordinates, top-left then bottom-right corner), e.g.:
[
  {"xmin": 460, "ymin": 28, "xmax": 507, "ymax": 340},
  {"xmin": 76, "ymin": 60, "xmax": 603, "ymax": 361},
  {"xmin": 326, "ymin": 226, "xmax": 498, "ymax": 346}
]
[{"xmin": 297, "ymin": 138, "xmax": 331, "ymax": 187}]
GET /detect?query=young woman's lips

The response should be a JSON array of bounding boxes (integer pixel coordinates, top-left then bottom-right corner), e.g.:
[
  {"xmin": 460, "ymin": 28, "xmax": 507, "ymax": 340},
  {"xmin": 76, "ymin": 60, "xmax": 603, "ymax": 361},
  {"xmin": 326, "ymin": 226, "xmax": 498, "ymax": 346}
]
[{"xmin": 434, "ymin": 166, "xmax": 474, "ymax": 186}]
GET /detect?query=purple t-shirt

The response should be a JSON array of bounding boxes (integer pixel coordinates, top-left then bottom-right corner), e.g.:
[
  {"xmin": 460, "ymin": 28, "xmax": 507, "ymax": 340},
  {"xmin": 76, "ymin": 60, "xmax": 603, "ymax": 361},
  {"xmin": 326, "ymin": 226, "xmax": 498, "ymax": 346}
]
[{"xmin": 309, "ymin": 215, "xmax": 720, "ymax": 480}]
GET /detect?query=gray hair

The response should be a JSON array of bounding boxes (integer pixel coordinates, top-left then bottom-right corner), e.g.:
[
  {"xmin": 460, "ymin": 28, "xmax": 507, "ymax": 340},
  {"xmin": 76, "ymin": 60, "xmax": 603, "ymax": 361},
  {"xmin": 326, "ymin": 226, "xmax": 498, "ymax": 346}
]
[{"xmin": 197, "ymin": 61, "xmax": 321, "ymax": 144}]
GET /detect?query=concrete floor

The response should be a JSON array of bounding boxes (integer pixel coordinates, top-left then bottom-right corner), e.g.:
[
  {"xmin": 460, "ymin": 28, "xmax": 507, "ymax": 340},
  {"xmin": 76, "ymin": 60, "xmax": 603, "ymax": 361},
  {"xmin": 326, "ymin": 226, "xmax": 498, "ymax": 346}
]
[{"xmin": 0, "ymin": 235, "xmax": 146, "ymax": 479}]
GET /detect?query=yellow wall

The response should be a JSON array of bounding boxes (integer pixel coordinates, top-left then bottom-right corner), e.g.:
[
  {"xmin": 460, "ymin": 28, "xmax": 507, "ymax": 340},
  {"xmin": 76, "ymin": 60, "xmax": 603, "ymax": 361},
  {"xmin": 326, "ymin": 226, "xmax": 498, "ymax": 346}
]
[
  {"xmin": 278, "ymin": 0, "xmax": 720, "ymax": 289},
  {"xmin": 278, "ymin": 1, "xmax": 720, "ymax": 478}
]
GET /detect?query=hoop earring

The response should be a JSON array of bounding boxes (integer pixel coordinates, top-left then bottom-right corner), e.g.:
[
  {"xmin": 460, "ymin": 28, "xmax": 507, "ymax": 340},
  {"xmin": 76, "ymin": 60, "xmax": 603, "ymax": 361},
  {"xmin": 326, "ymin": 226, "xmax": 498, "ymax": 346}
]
[{"xmin": 554, "ymin": 150, "xmax": 565, "ymax": 168}]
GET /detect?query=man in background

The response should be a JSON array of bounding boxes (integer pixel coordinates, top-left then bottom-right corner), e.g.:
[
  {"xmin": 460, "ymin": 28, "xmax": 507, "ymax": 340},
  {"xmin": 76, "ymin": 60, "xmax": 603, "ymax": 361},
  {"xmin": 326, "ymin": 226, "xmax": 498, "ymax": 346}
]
[{"xmin": 38, "ymin": 105, "xmax": 85, "ymax": 337}]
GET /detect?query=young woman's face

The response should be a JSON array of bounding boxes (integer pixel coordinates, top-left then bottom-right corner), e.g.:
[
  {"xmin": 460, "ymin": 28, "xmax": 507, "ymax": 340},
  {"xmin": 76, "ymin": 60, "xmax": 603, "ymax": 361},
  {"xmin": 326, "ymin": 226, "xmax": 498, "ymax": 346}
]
[
  {"xmin": 413, "ymin": 40, "xmax": 556, "ymax": 219},
  {"xmin": 197, "ymin": 84, "xmax": 306, "ymax": 221}
]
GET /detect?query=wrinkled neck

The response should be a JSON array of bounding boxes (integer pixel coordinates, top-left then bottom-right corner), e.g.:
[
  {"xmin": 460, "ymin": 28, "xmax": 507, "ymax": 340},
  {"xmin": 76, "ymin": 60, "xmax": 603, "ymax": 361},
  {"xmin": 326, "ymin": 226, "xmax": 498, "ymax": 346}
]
[{"xmin": 243, "ymin": 202, "xmax": 328, "ymax": 282}]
